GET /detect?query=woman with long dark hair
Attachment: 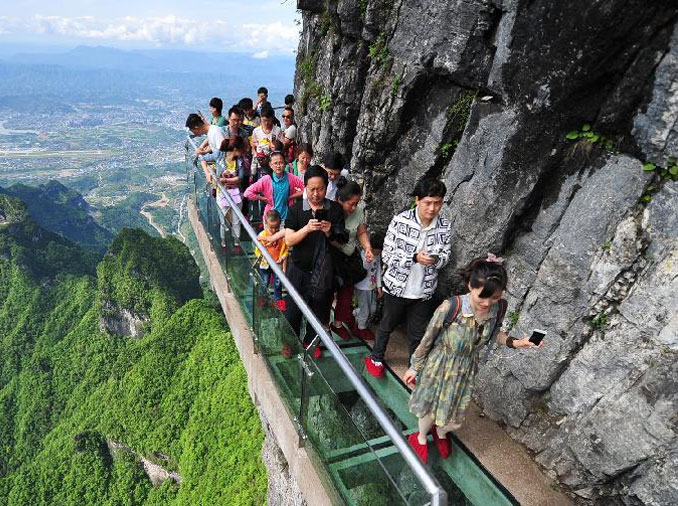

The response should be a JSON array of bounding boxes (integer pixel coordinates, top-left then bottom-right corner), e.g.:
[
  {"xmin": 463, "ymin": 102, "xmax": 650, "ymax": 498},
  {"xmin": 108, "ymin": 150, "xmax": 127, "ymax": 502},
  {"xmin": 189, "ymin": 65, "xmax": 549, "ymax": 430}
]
[
  {"xmin": 329, "ymin": 179, "xmax": 374, "ymax": 340},
  {"xmin": 403, "ymin": 255, "xmax": 543, "ymax": 463}
]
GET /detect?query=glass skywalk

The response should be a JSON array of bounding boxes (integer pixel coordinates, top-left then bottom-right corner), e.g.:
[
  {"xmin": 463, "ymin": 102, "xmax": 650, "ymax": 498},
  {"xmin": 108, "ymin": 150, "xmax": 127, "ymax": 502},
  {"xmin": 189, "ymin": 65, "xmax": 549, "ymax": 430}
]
[{"xmin": 185, "ymin": 138, "xmax": 518, "ymax": 506}]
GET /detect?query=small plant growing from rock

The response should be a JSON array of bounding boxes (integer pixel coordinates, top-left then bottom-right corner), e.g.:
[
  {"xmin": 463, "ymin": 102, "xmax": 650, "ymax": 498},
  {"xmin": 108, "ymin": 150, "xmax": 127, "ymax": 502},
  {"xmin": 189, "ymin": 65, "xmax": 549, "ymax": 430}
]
[
  {"xmin": 507, "ymin": 311, "xmax": 520, "ymax": 330},
  {"xmin": 391, "ymin": 72, "xmax": 403, "ymax": 97},
  {"xmin": 591, "ymin": 311, "xmax": 608, "ymax": 330},
  {"xmin": 565, "ymin": 123, "xmax": 616, "ymax": 152},
  {"xmin": 318, "ymin": 93, "xmax": 331, "ymax": 112},
  {"xmin": 359, "ymin": 0, "xmax": 368, "ymax": 16},
  {"xmin": 439, "ymin": 143, "xmax": 453, "ymax": 159},
  {"xmin": 368, "ymin": 33, "xmax": 388, "ymax": 65},
  {"xmin": 638, "ymin": 155, "xmax": 677, "ymax": 204},
  {"xmin": 641, "ymin": 156, "xmax": 678, "ymax": 182},
  {"xmin": 602, "ymin": 241, "xmax": 611, "ymax": 251},
  {"xmin": 448, "ymin": 90, "xmax": 477, "ymax": 126}
]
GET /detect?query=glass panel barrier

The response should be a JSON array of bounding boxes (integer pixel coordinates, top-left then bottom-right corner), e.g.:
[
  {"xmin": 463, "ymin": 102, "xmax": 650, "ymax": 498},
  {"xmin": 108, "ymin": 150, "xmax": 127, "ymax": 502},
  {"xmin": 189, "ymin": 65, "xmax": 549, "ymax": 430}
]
[
  {"xmin": 301, "ymin": 355, "xmax": 416, "ymax": 506},
  {"xmin": 251, "ymin": 272, "xmax": 304, "ymax": 420}
]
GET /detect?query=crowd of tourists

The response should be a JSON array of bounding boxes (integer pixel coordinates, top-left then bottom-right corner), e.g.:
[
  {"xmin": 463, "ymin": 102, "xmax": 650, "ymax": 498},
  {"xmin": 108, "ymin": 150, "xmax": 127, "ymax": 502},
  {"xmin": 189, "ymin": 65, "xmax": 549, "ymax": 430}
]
[{"xmin": 185, "ymin": 87, "xmax": 543, "ymax": 464}]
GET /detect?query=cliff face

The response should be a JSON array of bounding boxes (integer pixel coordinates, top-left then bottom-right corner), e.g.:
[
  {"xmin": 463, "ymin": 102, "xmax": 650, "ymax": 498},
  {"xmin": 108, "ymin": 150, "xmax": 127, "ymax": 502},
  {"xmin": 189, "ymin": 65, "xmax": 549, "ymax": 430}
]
[{"xmin": 294, "ymin": 1, "xmax": 678, "ymax": 504}]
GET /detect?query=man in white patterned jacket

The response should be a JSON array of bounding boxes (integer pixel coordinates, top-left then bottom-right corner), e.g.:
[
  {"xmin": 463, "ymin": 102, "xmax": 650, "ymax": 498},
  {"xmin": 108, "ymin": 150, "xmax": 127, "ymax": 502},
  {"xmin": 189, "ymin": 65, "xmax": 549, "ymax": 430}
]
[{"xmin": 364, "ymin": 178, "xmax": 452, "ymax": 378}]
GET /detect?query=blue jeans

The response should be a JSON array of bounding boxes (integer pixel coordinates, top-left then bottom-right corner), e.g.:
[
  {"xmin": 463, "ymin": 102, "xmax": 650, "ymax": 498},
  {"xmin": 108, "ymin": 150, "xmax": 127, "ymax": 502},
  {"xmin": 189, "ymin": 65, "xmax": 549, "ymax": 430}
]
[{"xmin": 260, "ymin": 267, "xmax": 282, "ymax": 301}]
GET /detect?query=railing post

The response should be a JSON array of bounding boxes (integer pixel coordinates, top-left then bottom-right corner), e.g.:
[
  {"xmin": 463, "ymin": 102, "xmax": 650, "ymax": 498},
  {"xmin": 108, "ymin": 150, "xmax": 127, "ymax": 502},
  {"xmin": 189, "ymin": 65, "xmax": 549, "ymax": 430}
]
[
  {"xmin": 295, "ymin": 335, "xmax": 316, "ymax": 449},
  {"xmin": 250, "ymin": 271, "xmax": 259, "ymax": 355}
]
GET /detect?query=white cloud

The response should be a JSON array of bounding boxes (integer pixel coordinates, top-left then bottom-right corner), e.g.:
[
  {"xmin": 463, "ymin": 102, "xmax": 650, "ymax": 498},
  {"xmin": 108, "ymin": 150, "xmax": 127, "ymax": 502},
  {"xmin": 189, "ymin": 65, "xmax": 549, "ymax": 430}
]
[
  {"xmin": 3, "ymin": 15, "xmax": 299, "ymax": 54},
  {"xmin": 252, "ymin": 50, "xmax": 269, "ymax": 59},
  {"xmin": 0, "ymin": 16, "xmax": 18, "ymax": 35}
]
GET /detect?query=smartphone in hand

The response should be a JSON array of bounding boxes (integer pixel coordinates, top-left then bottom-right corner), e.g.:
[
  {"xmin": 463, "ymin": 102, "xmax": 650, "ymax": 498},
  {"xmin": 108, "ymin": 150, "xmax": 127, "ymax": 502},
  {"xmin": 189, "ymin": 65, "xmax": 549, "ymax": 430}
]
[
  {"xmin": 314, "ymin": 209, "xmax": 328, "ymax": 221},
  {"xmin": 529, "ymin": 329, "xmax": 547, "ymax": 346}
]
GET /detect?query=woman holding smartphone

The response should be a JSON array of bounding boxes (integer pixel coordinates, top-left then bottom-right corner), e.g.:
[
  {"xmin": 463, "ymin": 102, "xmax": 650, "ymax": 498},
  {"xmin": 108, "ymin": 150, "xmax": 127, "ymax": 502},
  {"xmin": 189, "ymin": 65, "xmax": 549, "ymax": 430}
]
[{"xmin": 403, "ymin": 254, "xmax": 542, "ymax": 463}]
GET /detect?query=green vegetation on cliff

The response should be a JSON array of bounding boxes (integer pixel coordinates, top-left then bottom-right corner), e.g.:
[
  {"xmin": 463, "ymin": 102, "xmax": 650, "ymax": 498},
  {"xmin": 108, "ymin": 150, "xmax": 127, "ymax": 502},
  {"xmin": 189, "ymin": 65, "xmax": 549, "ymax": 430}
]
[{"xmin": 0, "ymin": 195, "xmax": 266, "ymax": 505}]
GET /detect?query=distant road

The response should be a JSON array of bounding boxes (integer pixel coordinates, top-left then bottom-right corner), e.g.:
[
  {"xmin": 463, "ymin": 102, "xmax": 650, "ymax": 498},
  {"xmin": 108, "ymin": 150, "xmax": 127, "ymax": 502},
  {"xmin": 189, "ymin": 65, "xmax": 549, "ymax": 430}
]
[
  {"xmin": 176, "ymin": 194, "xmax": 188, "ymax": 243},
  {"xmin": 140, "ymin": 193, "xmax": 169, "ymax": 237},
  {"xmin": 0, "ymin": 149, "xmax": 118, "ymax": 158}
]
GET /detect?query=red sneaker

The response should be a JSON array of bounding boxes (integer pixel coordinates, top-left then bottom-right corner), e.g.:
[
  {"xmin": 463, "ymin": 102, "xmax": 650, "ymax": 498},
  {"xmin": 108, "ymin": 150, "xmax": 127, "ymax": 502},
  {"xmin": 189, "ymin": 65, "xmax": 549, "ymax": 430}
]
[
  {"xmin": 363, "ymin": 356, "xmax": 384, "ymax": 378},
  {"xmin": 331, "ymin": 323, "xmax": 351, "ymax": 341},
  {"xmin": 408, "ymin": 433, "xmax": 429, "ymax": 463},
  {"xmin": 431, "ymin": 428, "xmax": 452, "ymax": 459},
  {"xmin": 274, "ymin": 299, "xmax": 287, "ymax": 311},
  {"xmin": 313, "ymin": 346, "xmax": 323, "ymax": 359}
]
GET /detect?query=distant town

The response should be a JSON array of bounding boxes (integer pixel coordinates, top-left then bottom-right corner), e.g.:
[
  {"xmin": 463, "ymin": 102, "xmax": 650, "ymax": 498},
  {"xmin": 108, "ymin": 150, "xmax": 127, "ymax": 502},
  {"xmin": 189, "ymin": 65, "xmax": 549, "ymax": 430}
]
[{"xmin": 0, "ymin": 47, "xmax": 294, "ymax": 241}]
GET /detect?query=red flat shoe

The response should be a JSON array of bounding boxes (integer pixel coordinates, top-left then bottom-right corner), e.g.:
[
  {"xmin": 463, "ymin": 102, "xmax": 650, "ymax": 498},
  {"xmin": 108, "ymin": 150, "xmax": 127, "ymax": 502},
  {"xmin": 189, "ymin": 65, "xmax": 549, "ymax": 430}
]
[
  {"xmin": 274, "ymin": 299, "xmax": 287, "ymax": 311},
  {"xmin": 408, "ymin": 433, "xmax": 428, "ymax": 463},
  {"xmin": 331, "ymin": 323, "xmax": 351, "ymax": 340},
  {"xmin": 363, "ymin": 356, "xmax": 384, "ymax": 378},
  {"xmin": 313, "ymin": 346, "xmax": 323, "ymax": 359},
  {"xmin": 431, "ymin": 428, "xmax": 452, "ymax": 459}
]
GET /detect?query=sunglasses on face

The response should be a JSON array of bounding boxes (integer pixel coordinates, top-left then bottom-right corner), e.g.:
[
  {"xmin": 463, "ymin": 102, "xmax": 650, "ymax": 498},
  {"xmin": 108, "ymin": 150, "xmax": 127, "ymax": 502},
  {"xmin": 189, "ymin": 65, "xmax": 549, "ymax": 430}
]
[{"xmin": 282, "ymin": 115, "xmax": 292, "ymax": 119}]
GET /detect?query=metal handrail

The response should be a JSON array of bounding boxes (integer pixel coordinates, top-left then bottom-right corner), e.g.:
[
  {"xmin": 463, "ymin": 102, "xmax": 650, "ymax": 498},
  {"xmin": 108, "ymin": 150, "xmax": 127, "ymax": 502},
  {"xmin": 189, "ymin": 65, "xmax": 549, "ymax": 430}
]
[{"xmin": 187, "ymin": 135, "xmax": 447, "ymax": 506}]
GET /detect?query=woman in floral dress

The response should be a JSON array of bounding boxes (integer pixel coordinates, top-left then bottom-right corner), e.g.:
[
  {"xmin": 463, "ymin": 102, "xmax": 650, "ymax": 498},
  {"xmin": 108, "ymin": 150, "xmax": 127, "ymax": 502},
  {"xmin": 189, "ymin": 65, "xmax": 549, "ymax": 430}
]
[{"xmin": 403, "ymin": 254, "xmax": 542, "ymax": 463}]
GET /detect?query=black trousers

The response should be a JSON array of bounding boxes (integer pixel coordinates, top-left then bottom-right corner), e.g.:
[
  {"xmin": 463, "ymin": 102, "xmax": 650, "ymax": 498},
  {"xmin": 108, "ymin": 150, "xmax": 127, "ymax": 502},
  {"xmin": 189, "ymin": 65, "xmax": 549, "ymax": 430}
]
[
  {"xmin": 370, "ymin": 293, "xmax": 435, "ymax": 363},
  {"xmin": 284, "ymin": 261, "xmax": 333, "ymax": 346}
]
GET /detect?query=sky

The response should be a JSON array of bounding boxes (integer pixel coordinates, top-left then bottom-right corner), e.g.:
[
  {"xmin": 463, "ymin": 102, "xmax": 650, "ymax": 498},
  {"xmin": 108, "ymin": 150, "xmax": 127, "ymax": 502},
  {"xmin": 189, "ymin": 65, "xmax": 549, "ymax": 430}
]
[{"xmin": 0, "ymin": 0, "xmax": 300, "ymax": 58}]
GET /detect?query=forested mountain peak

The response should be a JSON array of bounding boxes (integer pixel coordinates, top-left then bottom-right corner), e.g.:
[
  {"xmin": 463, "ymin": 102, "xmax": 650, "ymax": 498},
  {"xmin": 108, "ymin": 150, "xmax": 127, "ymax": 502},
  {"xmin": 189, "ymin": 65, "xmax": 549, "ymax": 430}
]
[
  {"xmin": 0, "ymin": 199, "xmax": 266, "ymax": 505},
  {"xmin": 97, "ymin": 229, "xmax": 202, "ymax": 338},
  {"xmin": 0, "ymin": 181, "xmax": 114, "ymax": 255},
  {"xmin": 0, "ymin": 194, "xmax": 28, "ymax": 225},
  {"xmin": 0, "ymin": 193, "xmax": 97, "ymax": 280}
]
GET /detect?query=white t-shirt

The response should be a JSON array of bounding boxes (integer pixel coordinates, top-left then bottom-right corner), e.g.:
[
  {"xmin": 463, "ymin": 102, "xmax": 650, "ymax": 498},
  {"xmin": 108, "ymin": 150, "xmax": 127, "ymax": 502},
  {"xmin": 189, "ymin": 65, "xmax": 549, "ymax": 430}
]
[
  {"xmin": 355, "ymin": 251, "xmax": 382, "ymax": 291},
  {"xmin": 252, "ymin": 125, "xmax": 282, "ymax": 156},
  {"xmin": 326, "ymin": 169, "xmax": 350, "ymax": 201},
  {"xmin": 284, "ymin": 124, "xmax": 297, "ymax": 140},
  {"xmin": 401, "ymin": 216, "xmax": 437, "ymax": 299},
  {"xmin": 207, "ymin": 124, "xmax": 226, "ymax": 152}
]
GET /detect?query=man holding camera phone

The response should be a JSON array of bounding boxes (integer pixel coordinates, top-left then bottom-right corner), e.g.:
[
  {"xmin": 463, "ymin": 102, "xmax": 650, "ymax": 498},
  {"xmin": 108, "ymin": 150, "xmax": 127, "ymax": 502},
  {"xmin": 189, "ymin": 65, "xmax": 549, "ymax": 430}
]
[
  {"xmin": 284, "ymin": 165, "xmax": 347, "ymax": 358},
  {"xmin": 364, "ymin": 179, "xmax": 452, "ymax": 378}
]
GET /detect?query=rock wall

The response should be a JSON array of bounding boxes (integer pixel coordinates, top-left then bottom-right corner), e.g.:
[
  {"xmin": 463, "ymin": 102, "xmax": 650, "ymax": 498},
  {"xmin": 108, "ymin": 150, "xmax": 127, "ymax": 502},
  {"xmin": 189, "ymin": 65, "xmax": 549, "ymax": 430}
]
[
  {"xmin": 259, "ymin": 411, "xmax": 307, "ymax": 506},
  {"xmin": 294, "ymin": 1, "xmax": 678, "ymax": 504}
]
